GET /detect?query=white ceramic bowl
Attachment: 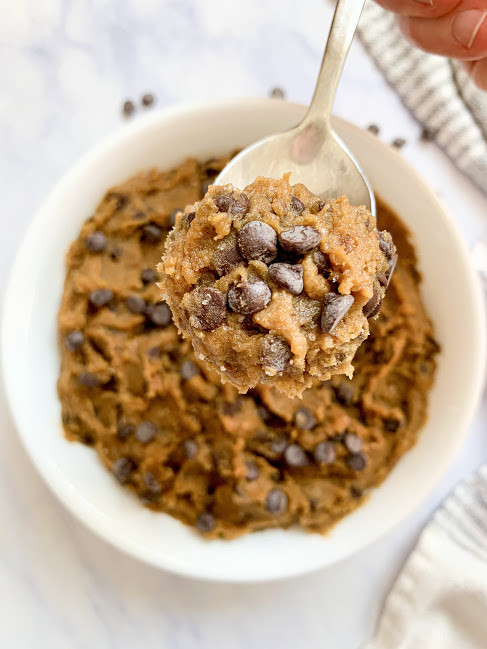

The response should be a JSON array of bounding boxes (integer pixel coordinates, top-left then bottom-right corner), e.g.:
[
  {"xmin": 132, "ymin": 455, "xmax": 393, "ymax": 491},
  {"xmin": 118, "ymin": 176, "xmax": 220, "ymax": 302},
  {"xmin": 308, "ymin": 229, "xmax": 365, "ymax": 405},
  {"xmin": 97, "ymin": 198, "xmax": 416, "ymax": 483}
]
[{"xmin": 2, "ymin": 98, "xmax": 486, "ymax": 582}]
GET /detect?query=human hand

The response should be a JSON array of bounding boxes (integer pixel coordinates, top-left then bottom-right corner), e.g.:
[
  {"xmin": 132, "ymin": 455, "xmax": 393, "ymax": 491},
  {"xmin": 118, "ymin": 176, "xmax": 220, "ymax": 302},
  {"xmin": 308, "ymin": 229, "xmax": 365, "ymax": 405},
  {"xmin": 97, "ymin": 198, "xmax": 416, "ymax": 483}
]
[{"xmin": 374, "ymin": 0, "xmax": 487, "ymax": 89}]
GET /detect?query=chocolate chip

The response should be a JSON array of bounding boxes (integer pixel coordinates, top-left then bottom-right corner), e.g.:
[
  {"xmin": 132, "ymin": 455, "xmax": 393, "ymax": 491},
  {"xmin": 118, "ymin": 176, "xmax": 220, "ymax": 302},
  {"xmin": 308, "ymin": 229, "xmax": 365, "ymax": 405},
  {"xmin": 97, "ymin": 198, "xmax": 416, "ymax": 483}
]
[
  {"xmin": 144, "ymin": 471, "xmax": 161, "ymax": 494},
  {"xmin": 184, "ymin": 439, "xmax": 198, "ymax": 459},
  {"xmin": 228, "ymin": 279, "xmax": 271, "ymax": 315},
  {"xmin": 260, "ymin": 335, "xmax": 292, "ymax": 373},
  {"xmin": 266, "ymin": 488, "xmax": 288, "ymax": 515},
  {"xmin": 134, "ymin": 210, "xmax": 146, "ymax": 220},
  {"xmin": 140, "ymin": 268, "xmax": 160, "ymax": 284},
  {"xmin": 392, "ymin": 137, "xmax": 406, "ymax": 149},
  {"xmin": 169, "ymin": 208, "xmax": 181, "ymax": 227},
  {"xmin": 384, "ymin": 418, "xmax": 400, "ymax": 433},
  {"xmin": 221, "ymin": 401, "xmax": 242, "ymax": 416},
  {"xmin": 279, "ymin": 226, "xmax": 321, "ymax": 254},
  {"xmin": 343, "ymin": 432, "xmax": 363, "ymax": 453},
  {"xmin": 135, "ymin": 421, "xmax": 156, "ymax": 444},
  {"xmin": 290, "ymin": 196, "xmax": 305, "ymax": 215},
  {"xmin": 147, "ymin": 346, "xmax": 161, "ymax": 358},
  {"xmin": 367, "ymin": 124, "xmax": 380, "ymax": 135},
  {"xmin": 117, "ymin": 422, "xmax": 134, "ymax": 440},
  {"xmin": 146, "ymin": 302, "xmax": 172, "ymax": 327},
  {"xmin": 180, "ymin": 360, "xmax": 200, "ymax": 380},
  {"xmin": 270, "ymin": 87, "xmax": 285, "ymax": 99},
  {"xmin": 238, "ymin": 221, "xmax": 278, "ymax": 264},
  {"xmin": 126, "ymin": 295, "xmax": 146, "ymax": 314},
  {"xmin": 196, "ymin": 512, "xmax": 215, "ymax": 533},
  {"xmin": 268, "ymin": 263, "xmax": 303, "ymax": 295},
  {"xmin": 65, "ymin": 330, "xmax": 84, "ymax": 352},
  {"xmin": 78, "ymin": 371, "xmax": 102, "ymax": 388},
  {"xmin": 271, "ymin": 437, "xmax": 288, "ymax": 455},
  {"xmin": 142, "ymin": 224, "xmax": 162, "ymax": 244},
  {"xmin": 187, "ymin": 286, "xmax": 226, "ymax": 331},
  {"xmin": 295, "ymin": 407, "xmax": 317, "ymax": 430},
  {"xmin": 186, "ymin": 211, "xmax": 196, "ymax": 225},
  {"xmin": 313, "ymin": 441, "xmax": 336, "ymax": 464},
  {"xmin": 214, "ymin": 239, "xmax": 243, "ymax": 275},
  {"xmin": 363, "ymin": 284, "xmax": 382, "ymax": 319},
  {"xmin": 321, "ymin": 293, "xmax": 354, "ymax": 333},
  {"xmin": 313, "ymin": 250, "xmax": 331, "ymax": 275},
  {"xmin": 333, "ymin": 383, "xmax": 354, "ymax": 407},
  {"xmin": 112, "ymin": 457, "xmax": 135, "ymax": 484},
  {"xmin": 284, "ymin": 444, "xmax": 309, "ymax": 467},
  {"xmin": 89, "ymin": 288, "xmax": 114, "ymax": 308},
  {"xmin": 110, "ymin": 247, "xmax": 123, "ymax": 260},
  {"xmin": 141, "ymin": 92, "xmax": 155, "ymax": 107},
  {"xmin": 231, "ymin": 193, "xmax": 250, "ymax": 216},
  {"xmin": 351, "ymin": 485, "xmax": 363, "ymax": 499},
  {"xmin": 106, "ymin": 192, "xmax": 129, "ymax": 210},
  {"xmin": 245, "ymin": 461, "xmax": 260, "ymax": 481},
  {"xmin": 347, "ymin": 452, "xmax": 367, "ymax": 471},
  {"xmin": 85, "ymin": 231, "xmax": 107, "ymax": 253},
  {"xmin": 420, "ymin": 127, "xmax": 435, "ymax": 142},
  {"xmin": 378, "ymin": 254, "xmax": 397, "ymax": 288},
  {"xmin": 378, "ymin": 231, "xmax": 395, "ymax": 259},
  {"xmin": 214, "ymin": 194, "xmax": 234, "ymax": 212},
  {"xmin": 122, "ymin": 100, "xmax": 135, "ymax": 116}
]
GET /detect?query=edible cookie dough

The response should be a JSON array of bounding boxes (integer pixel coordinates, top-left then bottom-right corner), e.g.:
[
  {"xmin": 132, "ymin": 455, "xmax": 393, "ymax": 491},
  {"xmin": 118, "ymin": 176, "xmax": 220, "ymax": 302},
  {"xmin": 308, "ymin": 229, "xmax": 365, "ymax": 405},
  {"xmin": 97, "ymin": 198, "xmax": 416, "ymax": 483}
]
[
  {"xmin": 58, "ymin": 155, "xmax": 438, "ymax": 539},
  {"xmin": 160, "ymin": 176, "xmax": 396, "ymax": 397}
]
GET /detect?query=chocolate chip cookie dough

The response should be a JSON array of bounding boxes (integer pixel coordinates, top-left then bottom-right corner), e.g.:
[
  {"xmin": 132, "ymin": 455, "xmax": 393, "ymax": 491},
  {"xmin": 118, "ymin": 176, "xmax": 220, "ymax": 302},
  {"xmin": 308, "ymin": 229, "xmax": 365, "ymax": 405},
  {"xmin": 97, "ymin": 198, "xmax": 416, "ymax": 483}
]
[
  {"xmin": 160, "ymin": 176, "xmax": 396, "ymax": 397},
  {"xmin": 58, "ymin": 155, "xmax": 438, "ymax": 539}
]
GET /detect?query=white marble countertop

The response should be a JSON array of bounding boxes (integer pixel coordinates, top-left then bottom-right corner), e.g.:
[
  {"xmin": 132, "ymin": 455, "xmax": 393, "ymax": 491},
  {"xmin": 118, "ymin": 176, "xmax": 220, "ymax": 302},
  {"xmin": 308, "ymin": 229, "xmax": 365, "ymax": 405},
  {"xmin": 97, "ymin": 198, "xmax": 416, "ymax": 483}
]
[{"xmin": 1, "ymin": 1, "xmax": 486, "ymax": 647}]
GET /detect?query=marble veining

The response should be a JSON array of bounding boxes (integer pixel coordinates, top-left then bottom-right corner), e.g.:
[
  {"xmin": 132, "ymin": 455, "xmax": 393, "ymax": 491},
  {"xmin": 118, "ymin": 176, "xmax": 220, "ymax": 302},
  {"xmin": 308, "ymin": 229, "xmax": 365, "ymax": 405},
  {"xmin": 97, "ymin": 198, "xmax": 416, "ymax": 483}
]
[{"xmin": 1, "ymin": 1, "xmax": 486, "ymax": 648}]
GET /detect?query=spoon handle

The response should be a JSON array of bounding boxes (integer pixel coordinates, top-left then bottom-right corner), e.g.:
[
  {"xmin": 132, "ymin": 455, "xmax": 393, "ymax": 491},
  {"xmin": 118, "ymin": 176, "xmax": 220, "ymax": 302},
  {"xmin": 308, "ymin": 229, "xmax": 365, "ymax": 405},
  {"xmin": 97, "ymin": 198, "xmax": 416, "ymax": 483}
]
[{"xmin": 304, "ymin": 0, "xmax": 366, "ymax": 126}]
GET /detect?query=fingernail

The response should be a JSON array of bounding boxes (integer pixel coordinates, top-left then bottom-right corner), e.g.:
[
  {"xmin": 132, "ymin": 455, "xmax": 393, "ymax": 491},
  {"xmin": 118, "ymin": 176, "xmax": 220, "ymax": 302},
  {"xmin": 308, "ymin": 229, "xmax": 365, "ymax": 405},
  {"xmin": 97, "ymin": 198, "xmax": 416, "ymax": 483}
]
[
  {"xmin": 451, "ymin": 10, "xmax": 487, "ymax": 48},
  {"xmin": 414, "ymin": 0, "xmax": 433, "ymax": 5}
]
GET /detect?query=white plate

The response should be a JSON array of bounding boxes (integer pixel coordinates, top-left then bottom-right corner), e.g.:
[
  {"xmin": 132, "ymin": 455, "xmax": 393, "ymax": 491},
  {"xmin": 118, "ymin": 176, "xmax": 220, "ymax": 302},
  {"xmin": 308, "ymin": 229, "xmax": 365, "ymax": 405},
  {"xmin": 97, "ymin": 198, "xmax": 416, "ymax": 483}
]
[{"xmin": 2, "ymin": 98, "xmax": 486, "ymax": 582}]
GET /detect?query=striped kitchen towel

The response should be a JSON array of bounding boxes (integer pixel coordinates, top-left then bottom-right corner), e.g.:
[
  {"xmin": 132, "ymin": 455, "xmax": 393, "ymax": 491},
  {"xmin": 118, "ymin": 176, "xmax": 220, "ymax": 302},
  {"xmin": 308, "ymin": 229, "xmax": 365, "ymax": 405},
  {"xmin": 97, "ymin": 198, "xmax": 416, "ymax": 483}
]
[
  {"xmin": 366, "ymin": 465, "xmax": 487, "ymax": 649},
  {"xmin": 357, "ymin": 1, "xmax": 487, "ymax": 196}
]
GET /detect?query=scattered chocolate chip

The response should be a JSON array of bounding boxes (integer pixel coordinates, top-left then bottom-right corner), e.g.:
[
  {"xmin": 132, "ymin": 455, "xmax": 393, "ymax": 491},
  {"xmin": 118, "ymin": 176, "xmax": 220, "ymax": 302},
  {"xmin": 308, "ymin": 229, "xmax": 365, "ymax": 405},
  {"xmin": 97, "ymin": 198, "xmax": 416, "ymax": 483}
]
[
  {"xmin": 184, "ymin": 439, "xmax": 198, "ymax": 459},
  {"xmin": 122, "ymin": 100, "xmax": 135, "ymax": 117},
  {"xmin": 266, "ymin": 488, "xmax": 288, "ymax": 514},
  {"xmin": 347, "ymin": 452, "xmax": 367, "ymax": 471},
  {"xmin": 228, "ymin": 279, "xmax": 271, "ymax": 315},
  {"xmin": 392, "ymin": 137, "xmax": 406, "ymax": 149},
  {"xmin": 420, "ymin": 127, "xmax": 436, "ymax": 142},
  {"xmin": 313, "ymin": 441, "xmax": 336, "ymax": 464},
  {"xmin": 112, "ymin": 457, "xmax": 135, "ymax": 484},
  {"xmin": 231, "ymin": 193, "xmax": 250, "ymax": 216},
  {"xmin": 85, "ymin": 231, "xmax": 107, "ymax": 253},
  {"xmin": 187, "ymin": 286, "xmax": 226, "ymax": 331},
  {"xmin": 367, "ymin": 124, "xmax": 380, "ymax": 135},
  {"xmin": 260, "ymin": 335, "xmax": 292, "ymax": 373},
  {"xmin": 136, "ymin": 421, "xmax": 156, "ymax": 444},
  {"xmin": 180, "ymin": 360, "xmax": 200, "ymax": 380},
  {"xmin": 214, "ymin": 194, "xmax": 234, "ymax": 212},
  {"xmin": 106, "ymin": 192, "xmax": 129, "ymax": 210},
  {"xmin": 384, "ymin": 418, "xmax": 400, "ymax": 433},
  {"xmin": 333, "ymin": 383, "xmax": 354, "ymax": 407},
  {"xmin": 268, "ymin": 263, "xmax": 303, "ymax": 295},
  {"xmin": 144, "ymin": 471, "xmax": 161, "ymax": 494},
  {"xmin": 65, "ymin": 330, "xmax": 84, "ymax": 352},
  {"xmin": 313, "ymin": 250, "xmax": 331, "ymax": 276},
  {"xmin": 89, "ymin": 288, "xmax": 114, "ymax": 308},
  {"xmin": 343, "ymin": 432, "xmax": 363, "ymax": 453},
  {"xmin": 270, "ymin": 87, "xmax": 285, "ymax": 99},
  {"xmin": 221, "ymin": 401, "xmax": 242, "ymax": 416},
  {"xmin": 363, "ymin": 284, "xmax": 382, "ymax": 319},
  {"xmin": 134, "ymin": 210, "xmax": 146, "ymax": 220},
  {"xmin": 290, "ymin": 196, "xmax": 305, "ymax": 215},
  {"xmin": 378, "ymin": 231, "xmax": 395, "ymax": 259},
  {"xmin": 117, "ymin": 422, "xmax": 134, "ymax": 440},
  {"xmin": 378, "ymin": 254, "xmax": 398, "ymax": 288},
  {"xmin": 271, "ymin": 437, "xmax": 288, "ymax": 455},
  {"xmin": 279, "ymin": 226, "xmax": 321, "ymax": 255},
  {"xmin": 295, "ymin": 407, "xmax": 317, "ymax": 430},
  {"xmin": 110, "ymin": 247, "xmax": 123, "ymax": 260},
  {"xmin": 141, "ymin": 92, "xmax": 155, "ymax": 107},
  {"xmin": 186, "ymin": 211, "xmax": 196, "ymax": 225},
  {"xmin": 350, "ymin": 485, "xmax": 363, "ymax": 499},
  {"xmin": 146, "ymin": 302, "xmax": 172, "ymax": 327},
  {"xmin": 238, "ymin": 221, "xmax": 278, "ymax": 264},
  {"xmin": 147, "ymin": 346, "xmax": 161, "ymax": 358},
  {"xmin": 284, "ymin": 444, "xmax": 309, "ymax": 467},
  {"xmin": 142, "ymin": 224, "xmax": 162, "ymax": 244},
  {"xmin": 321, "ymin": 293, "xmax": 354, "ymax": 333},
  {"xmin": 140, "ymin": 268, "xmax": 160, "ymax": 284},
  {"xmin": 126, "ymin": 295, "xmax": 146, "ymax": 314},
  {"xmin": 196, "ymin": 512, "xmax": 215, "ymax": 533},
  {"xmin": 214, "ymin": 239, "xmax": 243, "ymax": 275},
  {"xmin": 78, "ymin": 371, "xmax": 101, "ymax": 387},
  {"xmin": 81, "ymin": 433, "xmax": 95, "ymax": 446},
  {"xmin": 169, "ymin": 208, "xmax": 181, "ymax": 227},
  {"xmin": 245, "ymin": 461, "xmax": 260, "ymax": 481}
]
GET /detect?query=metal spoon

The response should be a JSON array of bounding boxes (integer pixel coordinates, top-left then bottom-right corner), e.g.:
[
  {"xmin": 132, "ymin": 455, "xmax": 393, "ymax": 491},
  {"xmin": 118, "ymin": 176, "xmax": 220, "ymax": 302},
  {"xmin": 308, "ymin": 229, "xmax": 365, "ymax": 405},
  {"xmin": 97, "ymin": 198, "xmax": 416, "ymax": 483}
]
[{"xmin": 216, "ymin": 0, "xmax": 374, "ymax": 214}]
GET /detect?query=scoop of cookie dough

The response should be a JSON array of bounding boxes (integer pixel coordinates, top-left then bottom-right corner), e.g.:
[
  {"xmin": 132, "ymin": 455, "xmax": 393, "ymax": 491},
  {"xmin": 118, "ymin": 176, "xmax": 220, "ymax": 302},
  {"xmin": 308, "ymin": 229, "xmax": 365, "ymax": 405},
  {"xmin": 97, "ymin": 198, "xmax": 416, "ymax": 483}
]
[{"xmin": 159, "ymin": 175, "xmax": 396, "ymax": 397}]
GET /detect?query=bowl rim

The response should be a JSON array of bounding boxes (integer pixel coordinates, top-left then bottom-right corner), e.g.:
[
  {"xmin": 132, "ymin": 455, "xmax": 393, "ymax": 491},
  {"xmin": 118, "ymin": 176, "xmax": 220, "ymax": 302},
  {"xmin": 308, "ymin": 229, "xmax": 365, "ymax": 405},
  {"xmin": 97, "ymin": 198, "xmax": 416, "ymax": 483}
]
[{"xmin": 2, "ymin": 96, "xmax": 486, "ymax": 583}]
